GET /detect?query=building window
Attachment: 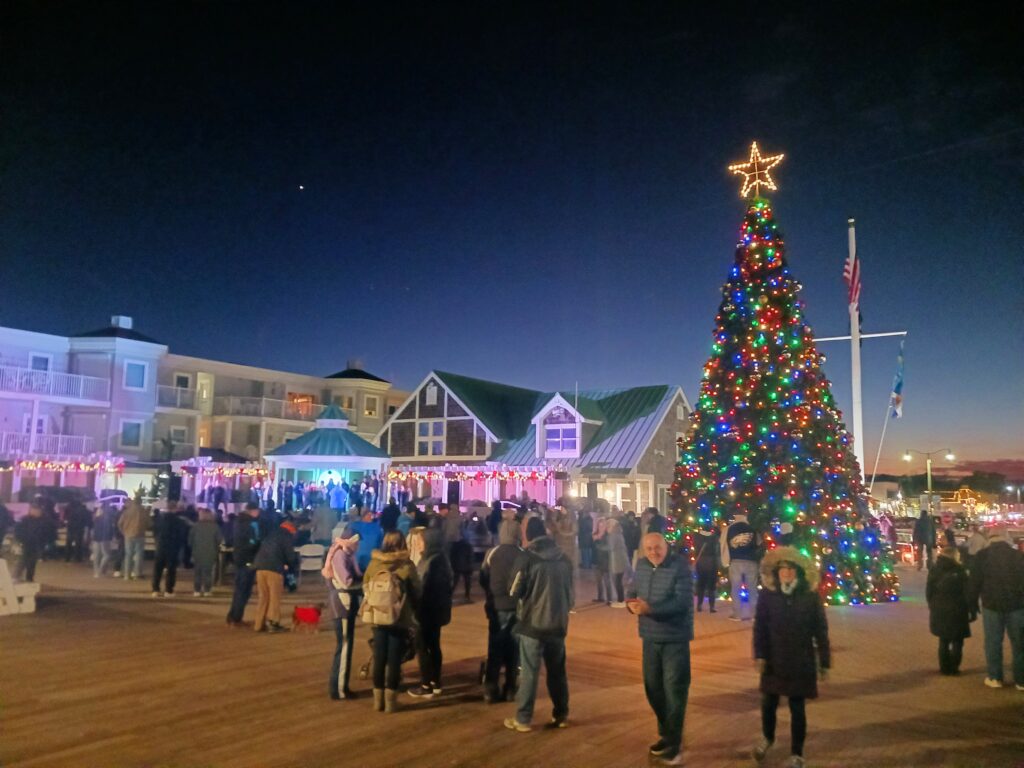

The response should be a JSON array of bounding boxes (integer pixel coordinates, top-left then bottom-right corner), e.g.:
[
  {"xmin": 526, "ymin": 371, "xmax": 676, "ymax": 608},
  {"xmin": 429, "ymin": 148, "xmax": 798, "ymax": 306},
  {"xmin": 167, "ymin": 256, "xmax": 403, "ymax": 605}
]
[
  {"xmin": 29, "ymin": 354, "xmax": 51, "ymax": 372},
  {"xmin": 364, "ymin": 395, "xmax": 379, "ymax": 418},
  {"xmin": 417, "ymin": 420, "xmax": 444, "ymax": 456},
  {"xmin": 388, "ymin": 404, "xmax": 397, "ymax": 416},
  {"xmin": 174, "ymin": 373, "xmax": 191, "ymax": 389},
  {"xmin": 22, "ymin": 414, "xmax": 46, "ymax": 434},
  {"xmin": 338, "ymin": 395, "xmax": 354, "ymax": 411},
  {"xmin": 545, "ymin": 425, "xmax": 578, "ymax": 453},
  {"xmin": 676, "ymin": 432, "xmax": 686, "ymax": 461},
  {"xmin": 123, "ymin": 361, "xmax": 148, "ymax": 391},
  {"xmin": 425, "ymin": 383, "xmax": 438, "ymax": 407},
  {"xmin": 120, "ymin": 420, "xmax": 143, "ymax": 448},
  {"xmin": 676, "ymin": 404, "xmax": 688, "ymax": 421},
  {"xmin": 170, "ymin": 426, "xmax": 188, "ymax": 443}
]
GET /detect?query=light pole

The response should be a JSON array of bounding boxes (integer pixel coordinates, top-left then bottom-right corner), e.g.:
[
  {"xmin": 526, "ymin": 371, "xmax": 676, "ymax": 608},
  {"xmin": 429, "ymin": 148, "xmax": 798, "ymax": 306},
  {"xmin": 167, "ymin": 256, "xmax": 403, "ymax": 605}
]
[
  {"xmin": 1007, "ymin": 485, "xmax": 1022, "ymax": 505},
  {"xmin": 903, "ymin": 448, "xmax": 955, "ymax": 514}
]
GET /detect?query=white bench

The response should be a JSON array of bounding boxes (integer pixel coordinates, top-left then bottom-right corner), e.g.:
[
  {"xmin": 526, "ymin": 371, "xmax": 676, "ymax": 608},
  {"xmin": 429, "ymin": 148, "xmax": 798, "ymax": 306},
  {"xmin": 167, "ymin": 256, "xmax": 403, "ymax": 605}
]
[{"xmin": 0, "ymin": 558, "xmax": 40, "ymax": 615}]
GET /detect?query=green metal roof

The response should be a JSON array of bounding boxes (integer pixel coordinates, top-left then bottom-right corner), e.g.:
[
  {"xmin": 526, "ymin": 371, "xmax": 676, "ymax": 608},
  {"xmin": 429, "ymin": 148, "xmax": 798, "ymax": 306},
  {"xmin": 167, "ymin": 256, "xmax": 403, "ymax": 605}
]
[
  {"xmin": 433, "ymin": 371, "xmax": 546, "ymax": 440},
  {"xmin": 265, "ymin": 415, "xmax": 388, "ymax": 459},
  {"xmin": 316, "ymin": 403, "xmax": 350, "ymax": 421}
]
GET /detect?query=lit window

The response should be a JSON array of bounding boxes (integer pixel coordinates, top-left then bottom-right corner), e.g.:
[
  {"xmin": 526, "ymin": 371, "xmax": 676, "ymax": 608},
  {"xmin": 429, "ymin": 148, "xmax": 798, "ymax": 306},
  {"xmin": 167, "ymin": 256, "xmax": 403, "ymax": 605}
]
[
  {"xmin": 417, "ymin": 440, "xmax": 429, "ymax": 456},
  {"xmin": 431, "ymin": 440, "xmax": 443, "ymax": 455},
  {"xmin": 123, "ymin": 361, "xmax": 147, "ymax": 390},
  {"xmin": 425, "ymin": 383, "xmax": 438, "ymax": 406},
  {"xmin": 121, "ymin": 421, "xmax": 143, "ymax": 448},
  {"xmin": 545, "ymin": 426, "xmax": 578, "ymax": 453},
  {"xmin": 432, "ymin": 421, "xmax": 443, "ymax": 436},
  {"xmin": 364, "ymin": 396, "xmax": 379, "ymax": 417}
]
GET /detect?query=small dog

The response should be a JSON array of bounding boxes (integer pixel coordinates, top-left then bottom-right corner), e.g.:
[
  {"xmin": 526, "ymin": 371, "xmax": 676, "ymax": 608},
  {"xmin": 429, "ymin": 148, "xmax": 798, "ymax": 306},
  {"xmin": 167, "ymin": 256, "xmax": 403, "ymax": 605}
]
[{"xmin": 291, "ymin": 603, "xmax": 324, "ymax": 633}]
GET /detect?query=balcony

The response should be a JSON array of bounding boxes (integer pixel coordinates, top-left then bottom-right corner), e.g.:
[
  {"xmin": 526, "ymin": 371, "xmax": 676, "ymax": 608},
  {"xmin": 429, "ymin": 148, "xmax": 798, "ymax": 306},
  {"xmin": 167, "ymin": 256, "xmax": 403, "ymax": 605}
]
[
  {"xmin": 0, "ymin": 432, "xmax": 96, "ymax": 458},
  {"xmin": 0, "ymin": 365, "xmax": 109, "ymax": 403},
  {"xmin": 212, "ymin": 396, "xmax": 321, "ymax": 421},
  {"xmin": 157, "ymin": 385, "xmax": 197, "ymax": 409},
  {"xmin": 149, "ymin": 441, "xmax": 196, "ymax": 461}
]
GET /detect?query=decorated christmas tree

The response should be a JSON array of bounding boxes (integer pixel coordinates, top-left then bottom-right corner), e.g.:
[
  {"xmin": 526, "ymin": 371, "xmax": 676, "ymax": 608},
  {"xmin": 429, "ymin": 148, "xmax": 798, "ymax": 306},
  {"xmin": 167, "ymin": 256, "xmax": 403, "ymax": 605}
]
[{"xmin": 671, "ymin": 142, "xmax": 899, "ymax": 605}]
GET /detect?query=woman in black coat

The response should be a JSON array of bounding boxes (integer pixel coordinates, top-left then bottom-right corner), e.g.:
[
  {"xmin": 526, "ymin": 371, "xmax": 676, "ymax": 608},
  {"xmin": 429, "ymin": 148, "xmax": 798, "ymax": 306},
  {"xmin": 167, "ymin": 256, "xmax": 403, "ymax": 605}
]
[
  {"xmin": 752, "ymin": 546, "xmax": 830, "ymax": 768},
  {"xmin": 408, "ymin": 527, "xmax": 453, "ymax": 698},
  {"xmin": 926, "ymin": 546, "xmax": 972, "ymax": 675}
]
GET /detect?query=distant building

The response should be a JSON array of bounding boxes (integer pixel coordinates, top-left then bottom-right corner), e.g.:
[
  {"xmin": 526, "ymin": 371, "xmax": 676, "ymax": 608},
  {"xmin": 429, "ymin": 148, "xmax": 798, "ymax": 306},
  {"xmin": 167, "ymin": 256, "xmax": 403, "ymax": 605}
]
[{"xmin": 377, "ymin": 370, "xmax": 692, "ymax": 511}]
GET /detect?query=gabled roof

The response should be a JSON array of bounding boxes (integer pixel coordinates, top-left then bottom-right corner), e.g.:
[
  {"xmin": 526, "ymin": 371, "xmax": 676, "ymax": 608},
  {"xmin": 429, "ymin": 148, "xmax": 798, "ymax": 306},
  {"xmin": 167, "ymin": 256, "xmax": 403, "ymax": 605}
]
[
  {"xmin": 433, "ymin": 371, "xmax": 546, "ymax": 441},
  {"xmin": 265, "ymin": 426, "xmax": 388, "ymax": 459},
  {"xmin": 490, "ymin": 385, "xmax": 679, "ymax": 474},
  {"xmin": 199, "ymin": 447, "xmax": 249, "ymax": 464},
  {"xmin": 71, "ymin": 326, "xmax": 162, "ymax": 344},
  {"xmin": 549, "ymin": 392, "xmax": 605, "ymax": 423},
  {"xmin": 326, "ymin": 367, "xmax": 390, "ymax": 383}
]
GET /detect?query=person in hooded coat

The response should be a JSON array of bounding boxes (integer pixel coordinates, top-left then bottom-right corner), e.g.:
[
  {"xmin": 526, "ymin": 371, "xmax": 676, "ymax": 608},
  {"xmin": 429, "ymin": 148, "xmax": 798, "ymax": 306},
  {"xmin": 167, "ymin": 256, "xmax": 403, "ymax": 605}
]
[
  {"xmin": 926, "ymin": 546, "xmax": 972, "ymax": 675},
  {"xmin": 408, "ymin": 527, "xmax": 454, "ymax": 699},
  {"xmin": 752, "ymin": 546, "xmax": 830, "ymax": 768},
  {"xmin": 480, "ymin": 519, "xmax": 522, "ymax": 703}
]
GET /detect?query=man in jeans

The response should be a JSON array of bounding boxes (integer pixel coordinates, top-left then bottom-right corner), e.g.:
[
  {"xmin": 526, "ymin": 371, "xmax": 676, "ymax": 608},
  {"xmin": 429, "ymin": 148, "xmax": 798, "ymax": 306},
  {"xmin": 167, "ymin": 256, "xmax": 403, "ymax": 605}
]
[
  {"xmin": 226, "ymin": 502, "xmax": 264, "ymax": 627},
  {"xmin": 723, "ymin": 512, "xmax": 760, "ymax": 621},
  {"xmin": 503, "ymin": 517, "xmax": 573, "ymax": 733},
  {"xmin": 627, "ymin": 533, "xmax": 693, "ymax": 766},
  {"xmin": 118, "ymin": 498, "xmax": 150, "ymax": 580},
  {"xmin": 969, "ymin": 525, "xmax": 1024, "ymax": 690}
]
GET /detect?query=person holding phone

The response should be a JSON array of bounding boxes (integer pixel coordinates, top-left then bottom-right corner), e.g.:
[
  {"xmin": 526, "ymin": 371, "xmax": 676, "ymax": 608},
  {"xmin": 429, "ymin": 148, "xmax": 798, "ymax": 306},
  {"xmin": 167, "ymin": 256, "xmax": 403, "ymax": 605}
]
[{"xmin": 626, "ymin": 533, "xmax": 693, "ymax": 766}]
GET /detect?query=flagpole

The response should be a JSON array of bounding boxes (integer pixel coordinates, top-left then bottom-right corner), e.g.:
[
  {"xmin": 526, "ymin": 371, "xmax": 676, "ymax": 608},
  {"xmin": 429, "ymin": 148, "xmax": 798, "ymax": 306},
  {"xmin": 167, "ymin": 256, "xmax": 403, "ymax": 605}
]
[
  {"xmin": 848, "ymin": 218, "xmax": 865, "ymax": 484},
  {"xmin": 868, "ymin": 402, "xmax": 893, "ymax": 495}
]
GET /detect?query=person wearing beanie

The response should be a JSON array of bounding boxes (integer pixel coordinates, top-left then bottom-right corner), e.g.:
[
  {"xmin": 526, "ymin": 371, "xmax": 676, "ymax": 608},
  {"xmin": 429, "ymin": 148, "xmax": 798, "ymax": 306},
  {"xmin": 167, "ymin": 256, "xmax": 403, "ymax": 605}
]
[
  {"xmin": 251, "ymin": 521, "xmax": 299, "ymax": 633},
  {"xmin": 480, "ymin": 519, "xmax": 522, "ymax": 703},
  {"xmin": 751, "ymin": 547, "xmax": 830, "ymax": 768},
  {"xmin": 226, "ymin": 502, "xmax": 265, "ymax": 627},
  {"xmin": 503, "ymin": 513, "xmax": 573, "ymax": 733},
  {"xmin": 968, "ymin": 525, "xmax": 1024, "ymax": 689},
  {"xmin": 926, "ymin": 546, "xmax": 972, "ymax": 675}
]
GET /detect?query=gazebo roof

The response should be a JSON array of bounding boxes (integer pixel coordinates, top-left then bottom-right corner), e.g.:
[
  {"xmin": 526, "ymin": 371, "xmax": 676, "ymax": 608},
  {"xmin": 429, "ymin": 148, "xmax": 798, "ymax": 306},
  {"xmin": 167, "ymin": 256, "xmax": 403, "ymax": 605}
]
[{"xmin": 265, "ymin": 404, "xmax": 389, "ymax": 459}]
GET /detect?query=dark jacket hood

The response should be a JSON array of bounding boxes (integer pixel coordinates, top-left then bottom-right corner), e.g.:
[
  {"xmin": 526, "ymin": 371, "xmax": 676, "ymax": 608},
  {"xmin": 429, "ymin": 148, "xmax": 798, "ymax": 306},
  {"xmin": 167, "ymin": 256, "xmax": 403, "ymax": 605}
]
[
  {"xmin": 422, "ymin": 528, "xmax": 445, "ymax": 558},
  {"xmin": 527, "ymin": 535, "xmax": 562, "ymax": 561}
]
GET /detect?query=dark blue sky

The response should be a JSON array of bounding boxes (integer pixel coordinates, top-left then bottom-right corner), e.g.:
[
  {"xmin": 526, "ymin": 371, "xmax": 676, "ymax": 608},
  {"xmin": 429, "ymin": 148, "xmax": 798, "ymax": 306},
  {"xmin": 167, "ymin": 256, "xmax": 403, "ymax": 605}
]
[{"xmin": 2, "ymin": 3, "xmax": 1021, "ymax": 474}]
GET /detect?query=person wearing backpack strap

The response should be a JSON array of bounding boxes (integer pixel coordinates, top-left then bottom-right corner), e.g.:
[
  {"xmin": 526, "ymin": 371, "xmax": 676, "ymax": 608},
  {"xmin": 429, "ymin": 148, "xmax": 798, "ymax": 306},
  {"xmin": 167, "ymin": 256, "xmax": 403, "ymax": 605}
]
[
  {"xmin": 361, "ymin": 530, "xmax": 421, "ymax": 713},
  {"xmin": 323, "ymin": 531, "xmax": 363, "ymax": 700}
]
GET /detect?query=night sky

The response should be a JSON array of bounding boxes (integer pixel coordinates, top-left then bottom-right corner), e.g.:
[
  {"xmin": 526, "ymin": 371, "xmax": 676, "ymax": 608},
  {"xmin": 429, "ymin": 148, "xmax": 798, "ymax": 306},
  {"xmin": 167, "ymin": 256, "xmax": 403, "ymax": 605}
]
[{"xmin": 2, "ymin": 3, "xmax": 1022, "ymax": 475}]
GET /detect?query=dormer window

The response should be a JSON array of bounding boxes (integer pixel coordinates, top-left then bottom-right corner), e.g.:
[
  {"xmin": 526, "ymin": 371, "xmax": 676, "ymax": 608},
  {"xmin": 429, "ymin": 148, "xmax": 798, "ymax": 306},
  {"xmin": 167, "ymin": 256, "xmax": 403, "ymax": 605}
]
[{"xmin": 542, "ymin": 405, "xmax": 580, "ymax": 458}]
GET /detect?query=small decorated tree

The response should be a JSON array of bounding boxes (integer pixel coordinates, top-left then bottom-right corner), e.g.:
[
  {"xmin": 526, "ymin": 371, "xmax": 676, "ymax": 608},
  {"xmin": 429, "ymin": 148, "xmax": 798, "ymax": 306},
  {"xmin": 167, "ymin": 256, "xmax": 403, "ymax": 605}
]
[{"xmin": 671, "ymin": 143, "xmax": 899, "ymax": 605}]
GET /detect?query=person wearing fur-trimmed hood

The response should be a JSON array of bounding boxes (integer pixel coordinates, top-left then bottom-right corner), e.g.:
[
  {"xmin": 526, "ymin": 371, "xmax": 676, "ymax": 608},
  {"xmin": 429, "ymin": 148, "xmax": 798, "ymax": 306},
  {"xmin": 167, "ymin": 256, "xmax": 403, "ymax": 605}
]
[{"xmin": 751, "ymin": 546, "xmax": 830, "ymax": 768}]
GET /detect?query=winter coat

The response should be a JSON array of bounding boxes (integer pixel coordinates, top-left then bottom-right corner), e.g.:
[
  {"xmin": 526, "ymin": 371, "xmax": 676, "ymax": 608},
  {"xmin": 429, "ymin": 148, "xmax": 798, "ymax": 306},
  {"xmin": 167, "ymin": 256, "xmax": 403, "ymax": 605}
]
[
  {"xmin": 252, "ymin": 527, "xmax": 298, "ymax": 574},
  {"xmin": 577, "ymin": 513, "xmax": 593, "ymax": 547},
  {"xmin": 311, "ymin": 506, "xmax": 337, "ymax": 542},
  {"xmin": 969, "ymin": 541, "xmax": 1024, "ymax": 613},
  {"xmin": 441, "ymin": 511, "xmax": 463, "ymax": 546},
  {"xmin": 510, "ymin": 535, "xmax": 574, "ymax": 641},
  {"xmin": 926, "ymin": 555, "xmax": 972, "ymax": 640},
  {"xmin": 92, "ymin": 508, "xmax": 118, "ymax": 543},
  {"xmin": 725, "ymin": 516, "xmax": 758, "ymax": 562},
  {"xmin": 188, "ymin": 520, "xmax": 223, "ymax": 567},
  {"xmin": 693, "ymin": 530, "xmax": 720, "ymax": 573},
  {"xmin": 607, "ymin": 527, "xmax": 629, "ymax": 575},
  {"xmin": 912, "ymin": 515, "xmax": 937, "ymax": 547},
  {"xmin": 554, "ymin": 516, "xmax": 578, "ymax": 566},
  {"xmin": 65, "ymin": 501, "xmax": 92, "ymax": 534},
  {"xmin": 628, "ymin": 553, "xmax": 693, "ymax": 642},
  {"xmin": 118, "ymin": 502, "xmax": 150, "ymax": 539},
  {"xmin": 15, "ymin": 515, "xmax": 49, "ymax": 552},
  {"xmin": 417, "ymin": 529, "xmax": 454, "ymax": 627},
  {"xmin": 323, "ymin": 541, "xmax": 362, "ymax": 620},
  {"xmin": 348, "ymin": 519, "xmax": 383, "ymax": 572},
  {"xmin": 380, "ymin": 503, "xmax": 402, "ymax": 532},
  {"xmin": 481, "ymin": 520, "xmax": 522, "ymax": 614},
  {"xmin": 754, "ymin": 547, "xmax": 831, "ymax": 699},
  {"xmin": 232, "ymin": 514, "xmax": 264, "ymax": 568},
  {"xmin": 361, "ymin": 548, "xmax": 421, "ymax": 629},
  {"xmin": 154, "ymin": 511, "xmax": 188, "ymax": 553}
]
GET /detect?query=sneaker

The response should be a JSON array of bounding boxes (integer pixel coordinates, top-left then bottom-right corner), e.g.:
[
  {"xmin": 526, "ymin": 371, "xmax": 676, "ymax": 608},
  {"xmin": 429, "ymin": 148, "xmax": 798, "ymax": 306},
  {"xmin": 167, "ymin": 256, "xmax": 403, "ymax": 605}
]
[
  {"xmin": 984, "ymin": 678, "xmax": 1003, "ymax": 688},
  {"xmin": 753, "ymin": 737, "xmax": 773, "ymax": 762},
  {"xmin": 709, "ymin": 607, "xmax": 717, "ymax": 613},
  {"xmin": 193, "ymin": 591, "xmax": 201, "ymax": 597},
  {"xmin": 729, "ymin": 616, "xmax": 742, "ymax": 622},
  {"xmin": 610, "ymin": 601, "xmax": 626, "ymax": 609},
  {"xmin": 503, "ymin": 717, "xmax": 532, "ymax": 733},
  {"xmin": 266, "ymin": 622, "xmax": 286, "ymax": 634},
  {"xmin": 1015, "ymin": 684, "xmax": 1024, "ymax": 692},
  {"xmin": 407, "ymin": 684, "xmax": 435, "ymax": 698},
  {"xmin": 113, "ymin": 571, "xmax": 122, "ymax": 578},
  {"xmin": 649, "ymin": 739, "xmax": 670, "ymax": 756},
  {"xmin": 431, "ymin": 684, "xmax": 443, "ymax": 695},
  {"xmin": 786, "ymin": 757, "xmax": 806, "ymax": 768},
  {"xmin": 545, "ymin": 717, "xmax": 568, "ymax": 729},
  {"xmin": 658, "ymin": 747, "xmax": 684, "ymax": 765},
  {"xmin": 151, "ymin": 591, "xmax": 161, "ymax": 598},
  {"xmin": 164, "ymin": 591, "xmax": 175, "ymax": 598}
]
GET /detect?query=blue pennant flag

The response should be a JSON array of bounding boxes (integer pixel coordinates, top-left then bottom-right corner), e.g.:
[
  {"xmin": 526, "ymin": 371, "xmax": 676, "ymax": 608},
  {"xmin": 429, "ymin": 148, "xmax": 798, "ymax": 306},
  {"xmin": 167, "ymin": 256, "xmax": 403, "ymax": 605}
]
[{"xmin": 890, "ymin": 340, "xmax": 905, "ymax": 419}]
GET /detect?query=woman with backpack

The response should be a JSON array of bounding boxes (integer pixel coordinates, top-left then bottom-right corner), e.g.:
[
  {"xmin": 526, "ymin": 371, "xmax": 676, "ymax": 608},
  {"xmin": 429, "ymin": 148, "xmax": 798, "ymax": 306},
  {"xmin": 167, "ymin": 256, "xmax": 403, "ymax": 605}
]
[
  {"xmin": 362, "ymin": 530, "xmax": 421, "ymax": 713},
  {"xmin": 408, "ymin": 527, "xmax": 454, "ymax": 699}
]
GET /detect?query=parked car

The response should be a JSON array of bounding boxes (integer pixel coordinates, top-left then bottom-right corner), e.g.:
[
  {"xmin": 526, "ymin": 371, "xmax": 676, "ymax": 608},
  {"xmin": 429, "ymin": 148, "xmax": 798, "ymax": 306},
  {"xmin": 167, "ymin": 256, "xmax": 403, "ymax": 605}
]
[{"xmin": 97, "ymin": 489, "xmax": 129, "ymax": 510}]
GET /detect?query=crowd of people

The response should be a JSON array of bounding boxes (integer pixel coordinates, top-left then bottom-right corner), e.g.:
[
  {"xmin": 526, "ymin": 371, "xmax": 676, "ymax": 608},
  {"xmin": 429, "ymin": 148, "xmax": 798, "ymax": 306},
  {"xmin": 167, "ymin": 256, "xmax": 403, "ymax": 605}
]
[{"xmin": 3, "ymin": 493, "xmax": 1023, "ymax": 767}]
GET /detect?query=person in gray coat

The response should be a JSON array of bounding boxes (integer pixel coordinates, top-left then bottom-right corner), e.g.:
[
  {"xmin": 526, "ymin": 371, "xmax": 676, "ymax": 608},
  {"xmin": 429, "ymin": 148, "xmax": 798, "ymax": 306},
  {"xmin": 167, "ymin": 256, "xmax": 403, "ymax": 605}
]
[
  {"xmin": 189, "ymin": 508, "xmax": 222, "ymax": 596},
  {"xmin": 627, "ymin": 533, "xmax": 693, "ymax": 766}
]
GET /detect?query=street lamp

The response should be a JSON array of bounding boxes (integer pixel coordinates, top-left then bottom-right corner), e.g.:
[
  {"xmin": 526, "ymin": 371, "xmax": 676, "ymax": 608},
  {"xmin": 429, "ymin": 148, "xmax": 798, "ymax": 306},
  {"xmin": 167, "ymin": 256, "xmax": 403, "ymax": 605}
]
[
  {"xmin": 1007, "ymin": 485, "xmax": 1022, "ymax": 504},
  {"xmin": 903, "ymin": 447, "xmax": 955, "ymax": 513}
]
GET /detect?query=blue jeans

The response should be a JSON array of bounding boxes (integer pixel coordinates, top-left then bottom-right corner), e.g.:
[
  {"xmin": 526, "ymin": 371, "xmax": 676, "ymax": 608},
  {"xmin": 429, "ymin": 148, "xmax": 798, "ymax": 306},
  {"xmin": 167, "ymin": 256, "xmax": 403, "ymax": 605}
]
[
  {"xmin": 643, "ymin": 640, "xmax": 691, "ymax": 751},
  {"xmin": 91, "ymin": 540, "xmax": 112, "ymax": 576},
  {"xmin": 123, "ymin": 537, "xmax": 145, "ymax": 579},
  {"xmin": 982, "ymin": 607, "xmax": 1024, "ymax": 685},
  {"xmin": 515, "ymin": 634, "xmax": 569, "ymax": 725},
  {"xmin": 729, "ymin": 560, "xmax": 758, "ymax": 619},
  {"xmin": 330, "ymin": 593, "xmax": 360, "ymax": 697}
]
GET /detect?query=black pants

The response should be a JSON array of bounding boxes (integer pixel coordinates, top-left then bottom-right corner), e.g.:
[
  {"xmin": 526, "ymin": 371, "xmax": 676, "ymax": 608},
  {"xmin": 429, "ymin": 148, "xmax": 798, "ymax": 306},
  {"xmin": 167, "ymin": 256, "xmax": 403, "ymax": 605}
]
[
  {"xmin": 612, "ymin": 572, "xmax": 625, "ymax": 603},
  {"xmin": 455, "ymin": 571, "xmax": 472, "ymax": 600},
  {"xmin": 152, "ymin": 548, "xmax": 179, "ymax": 593},
  {"xmin": 227, "ymin": 566, "xmax": 256, "ymax": 622},
  {"xmin": 938, "ymin": 637, "xmax": 964, "ymax": 674},
  {"xmin": 417, "ymin": 620, "xmax": 444, "ymax": 687},
  {"xmin": 372, "ymin": 626, "xmax": 408, "ymax": 690},
  {"xmin": 18, "ymin": 546, "xmax": 41, "ymax": 582},
  {"xmin": 65, "ymin": 529, "xmax": 87, "ymax": 562},
  {"xmin": 695, "ymin": 568, "xmax": 717, "ymax": 609},
  {"xmin": 330, "ymin": 594, "xmax": 360, "ymax": 698},
  {"xmin": 762, "ymin": 694, "xmax": 806, "ymax": 757},
  {"xmin": 484, "ymin": 609, "xmax": 518, "ymax": 696}
]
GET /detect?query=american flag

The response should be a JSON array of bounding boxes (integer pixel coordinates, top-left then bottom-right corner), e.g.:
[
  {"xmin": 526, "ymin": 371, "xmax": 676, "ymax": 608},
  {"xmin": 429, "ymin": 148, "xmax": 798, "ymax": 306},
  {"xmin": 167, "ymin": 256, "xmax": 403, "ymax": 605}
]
[{"xmin": 843, "ymin": 246, "xmax": 861, "ymax": 309}]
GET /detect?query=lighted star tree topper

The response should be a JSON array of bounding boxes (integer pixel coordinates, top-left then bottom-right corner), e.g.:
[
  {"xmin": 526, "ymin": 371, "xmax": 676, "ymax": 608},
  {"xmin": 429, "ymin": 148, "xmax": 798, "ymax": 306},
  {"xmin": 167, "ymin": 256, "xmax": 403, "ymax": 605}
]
[{"xmin": 671, "ymin": 142, "xmax": 899, "ymax": 606}]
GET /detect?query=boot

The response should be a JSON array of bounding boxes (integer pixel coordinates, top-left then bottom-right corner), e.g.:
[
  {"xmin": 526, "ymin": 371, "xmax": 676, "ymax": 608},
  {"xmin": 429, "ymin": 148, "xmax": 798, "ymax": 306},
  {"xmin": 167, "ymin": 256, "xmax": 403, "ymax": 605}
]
[
  {"xmin": 373, "ymin": 688, "xmax": 384, "ymax": 712},
  {"xmin": 384, "ymin": 688, "xmax": 399, "ymax": 713}
]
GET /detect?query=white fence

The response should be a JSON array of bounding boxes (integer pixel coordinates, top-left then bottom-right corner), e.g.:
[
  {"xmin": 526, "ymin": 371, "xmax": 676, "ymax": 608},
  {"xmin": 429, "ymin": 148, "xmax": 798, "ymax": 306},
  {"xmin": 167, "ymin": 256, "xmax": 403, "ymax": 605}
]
[
  {"xmin": 0, "ymin": 432, "xmax": 95, "ymax": 457},
  {"xmin": 212, "ymin": 396, "xmax": 321, "ymax": 421},
  {"xmin": 0, "ymin": 366, "xmax": 109, "ymax": 402}
]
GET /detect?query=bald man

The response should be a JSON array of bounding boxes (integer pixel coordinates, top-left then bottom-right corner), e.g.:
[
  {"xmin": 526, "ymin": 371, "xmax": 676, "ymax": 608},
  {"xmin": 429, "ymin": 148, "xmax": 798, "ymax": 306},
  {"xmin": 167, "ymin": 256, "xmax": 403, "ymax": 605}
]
[{"xmin": 626, "ymin": 533, "xmax": 693, "ymax": 766}]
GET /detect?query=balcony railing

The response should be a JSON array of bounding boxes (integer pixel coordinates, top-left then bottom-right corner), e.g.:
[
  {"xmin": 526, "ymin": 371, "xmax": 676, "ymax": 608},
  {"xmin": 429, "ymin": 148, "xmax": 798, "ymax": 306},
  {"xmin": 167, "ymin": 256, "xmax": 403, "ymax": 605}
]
[
  {"xmin": 0, "ymin": 432, "xmax": 95, "ymax": 457},
  {"xmin": 0, "ymin": 365, "xmax": 109, "ymax": 402},
  {"xmin": 212, "ymin": 396, "xmax": 321, "ymax": 421},
  {"xmin": 157, "ymin": 385, "xmax": 197, "ymax": 409},
  {"xmin": 149, "ymin": 441, "xmax": 196, "ymax": 461}
]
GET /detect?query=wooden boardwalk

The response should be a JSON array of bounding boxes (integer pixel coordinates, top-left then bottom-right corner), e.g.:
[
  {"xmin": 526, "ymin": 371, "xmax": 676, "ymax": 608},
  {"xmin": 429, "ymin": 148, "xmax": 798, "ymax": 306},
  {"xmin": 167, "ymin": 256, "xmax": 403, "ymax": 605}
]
[{"xmin": 1, "ymin": 561, "xmax": 1021, "ymax": 768}]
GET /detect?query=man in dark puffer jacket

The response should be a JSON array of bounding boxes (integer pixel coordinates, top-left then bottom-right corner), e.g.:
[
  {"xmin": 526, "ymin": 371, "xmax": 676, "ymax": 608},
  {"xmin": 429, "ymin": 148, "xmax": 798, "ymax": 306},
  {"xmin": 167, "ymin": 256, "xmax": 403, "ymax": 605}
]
[{"xmin": 627, "ymin": 532, "xmax": 693, "ymax": 766}]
